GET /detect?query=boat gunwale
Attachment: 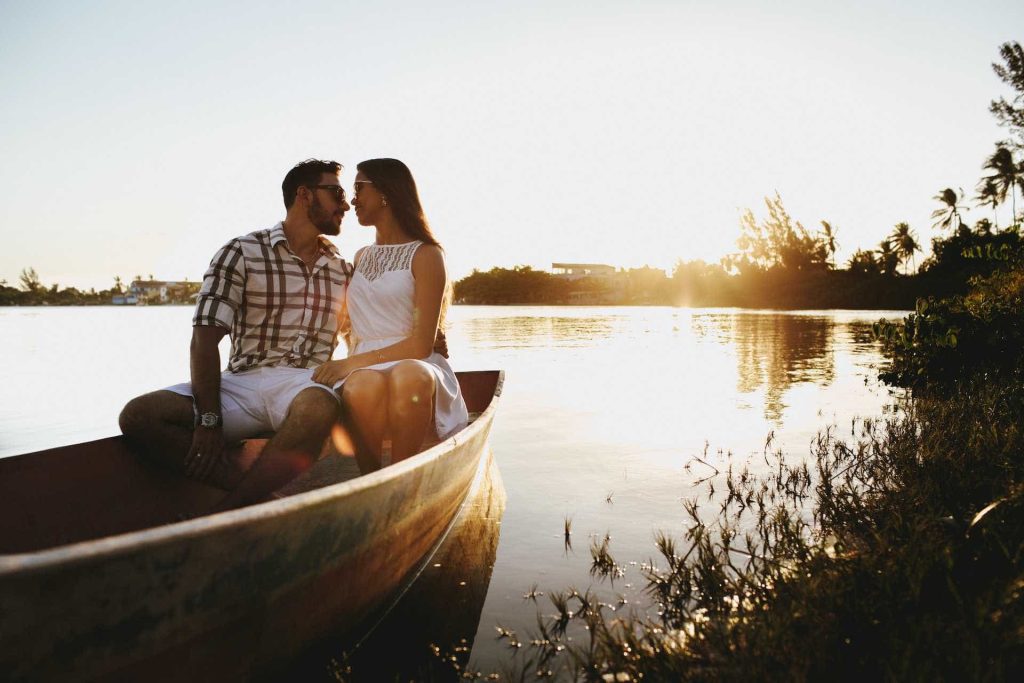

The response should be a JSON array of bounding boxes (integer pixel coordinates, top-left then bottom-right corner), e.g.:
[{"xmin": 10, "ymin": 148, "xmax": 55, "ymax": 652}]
[{"xmin": 0, "ymin": 370, "xmax": 504, "ymax": 572}]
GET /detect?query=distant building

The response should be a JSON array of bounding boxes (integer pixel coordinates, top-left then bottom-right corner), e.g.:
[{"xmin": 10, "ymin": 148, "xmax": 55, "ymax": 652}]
[
  {"xmin": 131, "ymin": 279, "xmax": 171, "ymax": 303},
  {"xmin": 113, "ymin": 279, "xmax": 200, "ymax": 305},
  {"xmin": 551, "ymin": 262, "xmax": 622, "ymax": 304},
  {"xmin": 550, "ymin": 263, "xmax": 668, "ymax": 304},
  {"xmin": 551, "ymin": 263, "xmax": 617, "ymax": 280}
]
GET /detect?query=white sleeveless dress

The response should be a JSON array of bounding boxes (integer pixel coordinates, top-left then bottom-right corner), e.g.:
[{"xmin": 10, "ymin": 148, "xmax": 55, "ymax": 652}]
[{"xmin": 346, "ymin": 240, "xmax": 469, "ymax": 439}]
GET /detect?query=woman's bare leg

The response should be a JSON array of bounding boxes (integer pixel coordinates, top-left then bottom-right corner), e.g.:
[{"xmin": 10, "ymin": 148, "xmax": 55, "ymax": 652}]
[
  {"xmin": 387, "ymin": 360, "xmax": 436, "ymax": 463},
  {"xmin": 341, "ymin": 371, "xmax": 389, "ymax": 469}
]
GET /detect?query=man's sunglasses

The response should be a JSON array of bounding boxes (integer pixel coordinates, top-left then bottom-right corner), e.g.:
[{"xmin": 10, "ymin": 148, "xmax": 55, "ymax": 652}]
[{"xmin": 311, "ymin": 184, "xmax": 347, "ymax": 202}]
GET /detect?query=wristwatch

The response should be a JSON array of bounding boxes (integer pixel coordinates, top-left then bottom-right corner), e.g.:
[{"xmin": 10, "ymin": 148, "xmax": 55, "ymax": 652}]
[{"xmin": 195, "ymin": 411, "xmax": 222, "ymax": 429}]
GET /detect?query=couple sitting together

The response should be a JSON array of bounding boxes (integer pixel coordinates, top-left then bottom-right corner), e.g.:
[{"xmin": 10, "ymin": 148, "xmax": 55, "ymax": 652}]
[{"xmin": 118, "ymin": 158, "xmax": 468, "ymax": 512}]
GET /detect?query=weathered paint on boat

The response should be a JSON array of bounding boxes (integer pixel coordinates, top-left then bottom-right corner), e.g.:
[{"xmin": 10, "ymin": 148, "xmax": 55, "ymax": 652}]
[
  {"xmin": 0, "ymin": 370, "xmax": 504, "ymax": 681},
  {"xmin": 336, "ymin": 449, "xmax": 507, "ymax": 679}
]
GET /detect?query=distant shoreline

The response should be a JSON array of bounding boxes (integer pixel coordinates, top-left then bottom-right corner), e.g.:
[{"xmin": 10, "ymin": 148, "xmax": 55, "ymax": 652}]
[{"xmin": 0, "ymin": 303, "xmax": 194, "ymax": 308}]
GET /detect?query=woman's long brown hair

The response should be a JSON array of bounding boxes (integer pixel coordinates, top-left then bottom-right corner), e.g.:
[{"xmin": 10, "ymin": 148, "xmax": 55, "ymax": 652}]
[
  {"xmin": 357, "ymin": 158, "xmax": 451, "ymax": 331},
  {"xmin": 356, "ymin": 158, "xmax": 440, "ymax": 246}
]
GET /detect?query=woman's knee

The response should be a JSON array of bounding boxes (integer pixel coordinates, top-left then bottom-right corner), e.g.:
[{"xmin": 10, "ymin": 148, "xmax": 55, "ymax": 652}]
[
  {"xmin": 341, "ymin": 372, "xmax": 387, "ymax": 414},
  {"xmin": 387, "ymin": 362, "xmax": 435, "ymax": 415}
]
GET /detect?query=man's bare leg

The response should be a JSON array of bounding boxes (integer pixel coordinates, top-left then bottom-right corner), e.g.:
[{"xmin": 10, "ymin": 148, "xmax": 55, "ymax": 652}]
[
  {"xmin": 119, "ymin": 391, "xmax": 194, "ymax": 471},
  {"xmin": 213, "ymin": 388, "xmax": 339, "ymax": 511},
  {"xmin": 118, "ymin": 391, "xmax": 246, "ymax": 489}
]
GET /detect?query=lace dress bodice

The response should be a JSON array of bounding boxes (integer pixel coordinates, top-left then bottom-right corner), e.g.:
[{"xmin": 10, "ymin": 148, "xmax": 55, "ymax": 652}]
[
  {"xmin": 347, "ymin": 241, "xmax": 422, "ymax": 351},
  {"xmin": 343, "ymin": 239, "xmax": 468, "ymax": 440}
]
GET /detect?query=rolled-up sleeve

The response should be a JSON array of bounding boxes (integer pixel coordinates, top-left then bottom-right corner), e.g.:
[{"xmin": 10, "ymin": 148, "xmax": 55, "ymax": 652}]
[{"xmin": 193, "ymin": 239, "xmax": 245, "ymax": 330}]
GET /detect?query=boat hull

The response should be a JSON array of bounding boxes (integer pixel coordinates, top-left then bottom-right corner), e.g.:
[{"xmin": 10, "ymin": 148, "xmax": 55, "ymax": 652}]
[{"xmin": 0, "ymin": 370, "xmax": 503, "ymax": 681}]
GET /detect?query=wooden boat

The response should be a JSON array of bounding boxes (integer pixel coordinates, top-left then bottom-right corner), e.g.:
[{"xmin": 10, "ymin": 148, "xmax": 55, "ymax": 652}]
[
  {"xmin": 0, "ymin": 370, "xmax": 504, "ymax": 682},
  {"xmin": 300, "ymin": 447, "xmax": 507, "ymax": 679}
]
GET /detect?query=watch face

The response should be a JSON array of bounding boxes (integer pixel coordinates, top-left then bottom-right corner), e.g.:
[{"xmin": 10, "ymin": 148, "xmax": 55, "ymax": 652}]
[{"xmin": 200, "ymin": 413, "xmax": 220, "ymax": 428}]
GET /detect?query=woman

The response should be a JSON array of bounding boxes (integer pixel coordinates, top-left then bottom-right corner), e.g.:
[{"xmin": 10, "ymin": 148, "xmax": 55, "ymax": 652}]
[{"xmin": 312, "ymin": 158, "xmax": 468, "ymax": 467}]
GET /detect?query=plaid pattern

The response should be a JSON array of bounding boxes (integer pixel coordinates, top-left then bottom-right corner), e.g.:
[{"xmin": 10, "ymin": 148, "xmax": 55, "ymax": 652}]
[{"xmin": 193, "ymin": 223, "xmax": 351, "ymax": 373}]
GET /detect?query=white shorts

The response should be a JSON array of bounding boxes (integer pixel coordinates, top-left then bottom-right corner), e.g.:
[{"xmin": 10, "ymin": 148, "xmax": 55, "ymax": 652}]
[{"xmin": 164, "ymin": 366, "xmax": 338, "ymax": 443}]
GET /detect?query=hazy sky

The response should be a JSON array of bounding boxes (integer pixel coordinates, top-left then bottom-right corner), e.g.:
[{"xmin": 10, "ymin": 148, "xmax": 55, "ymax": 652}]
[{"xmin": 1, "ymin": 0, "xmax": 1022, "ymax": 290}]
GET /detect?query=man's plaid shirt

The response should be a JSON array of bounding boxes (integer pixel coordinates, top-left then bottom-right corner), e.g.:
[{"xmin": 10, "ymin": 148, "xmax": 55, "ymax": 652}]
[{"xmin": 193, "ymin": 223, "xmax": 350, "ymax": 373}]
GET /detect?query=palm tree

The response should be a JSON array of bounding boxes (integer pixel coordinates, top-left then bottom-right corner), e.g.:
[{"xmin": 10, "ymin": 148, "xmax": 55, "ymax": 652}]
[
  {"xmin": 113, "ymin": 276, "xmax": 123, "ymax": 294},
  {"xmin": 975, "ymin": 176, "xmax": 1002, "ymax": 228},
  {"xmin": 990, "ymin": 42, "xmax": 1024, "ymax": 151},
  {"xmin": 931, "ymin": 187, "xmax": 967, "ymax": 231},
  {"xmin": 889, "ymin": 222, "xmax": 920, "ymax": 274},
  {"xmin": 847, "ymin": 249, "xmax": 879, "ymax": 275},
  {"xmin": 982, "ymin": 146, "xmax": 1021, "ymax": 225},
  {"xmin": 877, "ymin": 239, "xmax": 900, "ymax": 276},
  {"xmin": 19, "ymin": 267, "xmax": 41, "ymax": 293},
  {"xmin": 820, "ymin": 220, "xmax": 839, "ymax": 269}
]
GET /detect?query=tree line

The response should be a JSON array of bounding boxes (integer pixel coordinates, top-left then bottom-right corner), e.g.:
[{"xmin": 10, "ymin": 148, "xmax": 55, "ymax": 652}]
[
  {"xmin": 456, "ymin": 42, "xmax": 1024, "ymax": 310},
  {"xmin": 0, "ymin": 268, "xmax": 199, "ymax": 306},
  {"xmin": 454, "ymin": 219, "xmax": 1021, "ymax": 309}
]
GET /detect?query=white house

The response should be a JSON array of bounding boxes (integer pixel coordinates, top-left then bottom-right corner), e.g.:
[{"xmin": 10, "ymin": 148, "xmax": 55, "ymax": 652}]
[{"xmin": 551, "ymin": 263, "xmax": 617, "ymax": 280}]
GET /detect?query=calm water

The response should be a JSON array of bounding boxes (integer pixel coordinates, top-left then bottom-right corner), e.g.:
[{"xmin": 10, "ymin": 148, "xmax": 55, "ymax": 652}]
[{"xmin": 0, "ymin": 305, "xmax": 904, "ymax": 673}]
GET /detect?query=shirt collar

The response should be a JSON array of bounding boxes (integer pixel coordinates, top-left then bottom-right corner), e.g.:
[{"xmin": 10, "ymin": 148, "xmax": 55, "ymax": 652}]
[
  {"xmin": 269, "ymin": 222, "xmax": 288, "ymax": 248},
  {"xmin": 269, "ymin": 222, "xmax": 340, "ymax": 258}
]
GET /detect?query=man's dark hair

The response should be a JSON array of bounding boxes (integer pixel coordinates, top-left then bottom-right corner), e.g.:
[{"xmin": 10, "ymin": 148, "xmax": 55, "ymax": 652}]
[{"xmin": 282, "ymin": 159, "xmax": 343, "ymax": 209}]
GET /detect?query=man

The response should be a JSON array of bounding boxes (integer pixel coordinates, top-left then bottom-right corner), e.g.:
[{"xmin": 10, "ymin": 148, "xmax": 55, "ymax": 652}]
[{"xmin": 119, "ymin": 159, "xmax": 353, "ymax": 511}]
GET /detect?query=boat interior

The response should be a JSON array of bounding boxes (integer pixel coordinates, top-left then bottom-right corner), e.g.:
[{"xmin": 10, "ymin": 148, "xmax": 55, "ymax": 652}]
[{"xmin": 0, "ymin": 370, "xmax": 500, "ymax": 555}]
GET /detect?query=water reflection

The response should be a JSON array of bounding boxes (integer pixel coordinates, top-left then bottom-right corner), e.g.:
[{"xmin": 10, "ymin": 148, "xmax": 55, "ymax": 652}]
[
  {"xmin": 847, "ymin": 320, "xmax": 885, "ymax": 349},
  {"xmin": 286, "ymin": 453, "xmax": 506, "ymax": 681},
  {"xmin": 463, "ymin": 314, "xmax": 619, "ymax": 348},
  {"xmin": 716, "ymin": 314, "xmax": 837, "ymax": 423}
]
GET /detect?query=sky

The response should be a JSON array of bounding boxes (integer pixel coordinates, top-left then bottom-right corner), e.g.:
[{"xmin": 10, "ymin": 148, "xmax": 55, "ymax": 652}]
[{"xmin": 1, "ymin": 0, "xmax": 1022, "ymax": 291}]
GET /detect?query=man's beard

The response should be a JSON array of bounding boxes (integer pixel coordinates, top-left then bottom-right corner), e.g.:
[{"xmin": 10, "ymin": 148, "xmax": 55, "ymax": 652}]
[{"xmin": 308, "ymin": 195, "xmax": 340, "ymax": 236}]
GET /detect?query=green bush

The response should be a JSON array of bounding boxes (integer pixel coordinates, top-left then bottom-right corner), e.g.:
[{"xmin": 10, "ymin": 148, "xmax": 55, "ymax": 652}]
[{"xmin": 874, "ymin": 256, "xmax": 1024, "ymax": 392}]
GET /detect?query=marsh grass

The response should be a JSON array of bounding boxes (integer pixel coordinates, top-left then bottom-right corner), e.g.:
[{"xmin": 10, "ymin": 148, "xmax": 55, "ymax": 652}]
[
  {"xmin": 589, "ymin": 534, "xmax": 625, "ymax": 583},
  {"xmin": 449, "ymin": 379, "xmax": 1024, "ymax": 681}
]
